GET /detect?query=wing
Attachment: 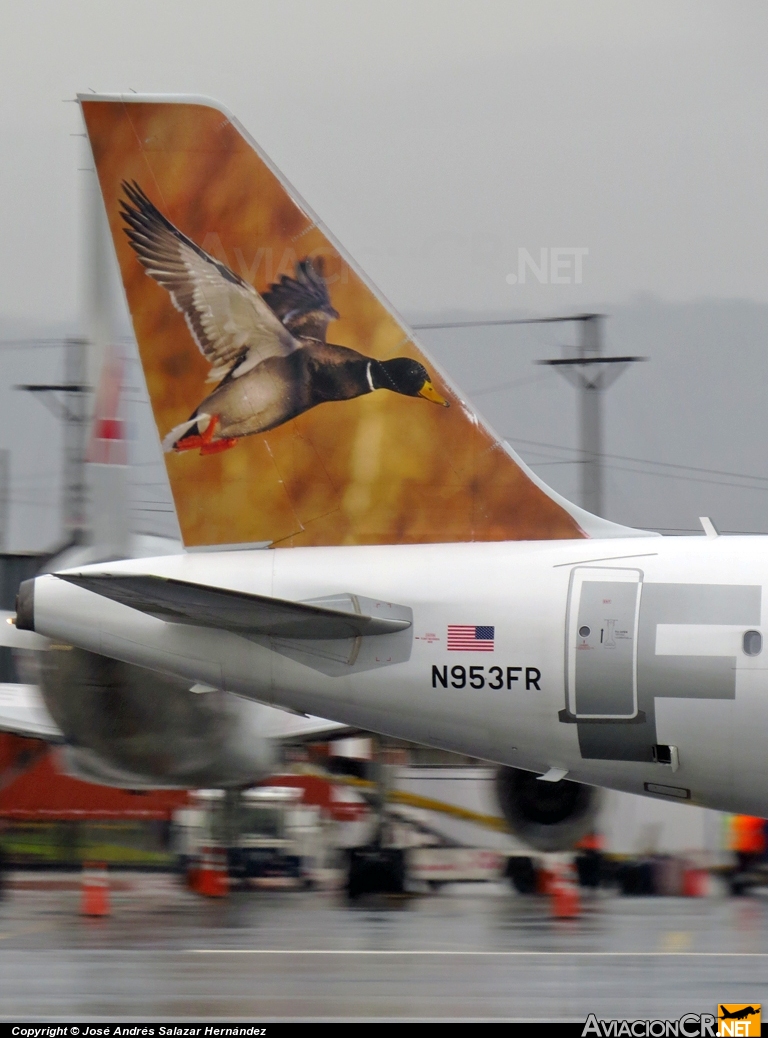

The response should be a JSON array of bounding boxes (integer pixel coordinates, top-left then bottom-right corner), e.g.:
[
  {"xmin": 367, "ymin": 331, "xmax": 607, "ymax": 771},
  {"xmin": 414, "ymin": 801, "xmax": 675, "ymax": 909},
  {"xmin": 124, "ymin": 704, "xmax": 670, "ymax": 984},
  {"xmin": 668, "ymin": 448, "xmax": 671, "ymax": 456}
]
[
  {"xmin": 121, "ymin": 181, "xmax": 298, "ymax": 383},
  {"xmin": 262, "ymin": 257, "xmax": 339, "ymax": 343}
]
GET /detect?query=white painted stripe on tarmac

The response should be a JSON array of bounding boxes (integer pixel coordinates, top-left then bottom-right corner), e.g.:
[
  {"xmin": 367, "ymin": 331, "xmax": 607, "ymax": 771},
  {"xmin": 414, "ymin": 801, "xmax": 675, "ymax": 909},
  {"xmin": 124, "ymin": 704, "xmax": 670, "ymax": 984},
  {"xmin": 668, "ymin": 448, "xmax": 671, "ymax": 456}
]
[{"xmin": 189, "ymin": 949, "xmax": 768, "ymax": 956}]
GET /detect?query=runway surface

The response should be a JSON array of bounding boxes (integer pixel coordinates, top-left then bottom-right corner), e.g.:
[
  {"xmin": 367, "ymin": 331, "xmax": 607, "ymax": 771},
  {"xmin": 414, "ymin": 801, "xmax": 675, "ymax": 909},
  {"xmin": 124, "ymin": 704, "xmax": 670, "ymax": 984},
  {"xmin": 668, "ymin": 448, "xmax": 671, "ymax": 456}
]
[{"xmin": 1, "ymin": 873, "xmax": 767, "ymax": 1020}]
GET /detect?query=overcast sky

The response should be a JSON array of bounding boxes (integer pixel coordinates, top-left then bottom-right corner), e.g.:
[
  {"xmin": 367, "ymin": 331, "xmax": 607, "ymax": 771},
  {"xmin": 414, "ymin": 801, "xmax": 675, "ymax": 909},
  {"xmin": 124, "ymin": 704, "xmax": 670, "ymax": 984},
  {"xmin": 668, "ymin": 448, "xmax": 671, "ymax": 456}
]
[
  {"xmin": 1, "ymin": 1, "xmax": 767, "ymax": 324},
  {"xmin": 2, "ymin": 2, "xmax": 768, "ymax": 551}
]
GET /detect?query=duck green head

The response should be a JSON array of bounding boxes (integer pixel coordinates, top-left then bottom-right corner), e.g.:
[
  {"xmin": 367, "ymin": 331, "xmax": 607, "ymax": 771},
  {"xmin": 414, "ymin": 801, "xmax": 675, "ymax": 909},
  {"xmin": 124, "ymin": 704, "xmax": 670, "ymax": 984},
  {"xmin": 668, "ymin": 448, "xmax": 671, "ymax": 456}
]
[{"xmin": 374, "ymin": 358, "xmax": 449, "ymax": 406}]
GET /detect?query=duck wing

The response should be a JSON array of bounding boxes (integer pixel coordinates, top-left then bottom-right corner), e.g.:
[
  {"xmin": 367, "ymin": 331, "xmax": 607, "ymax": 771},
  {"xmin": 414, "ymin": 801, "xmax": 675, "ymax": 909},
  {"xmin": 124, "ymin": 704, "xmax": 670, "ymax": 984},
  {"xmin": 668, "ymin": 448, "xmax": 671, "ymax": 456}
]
[
  {"xmin": 262, "ymin": 257, "xmax": 338, "ymax": 343},
  {"xmin": 121, "ymin": 181, "xmax": 298, "ymax": 383}
]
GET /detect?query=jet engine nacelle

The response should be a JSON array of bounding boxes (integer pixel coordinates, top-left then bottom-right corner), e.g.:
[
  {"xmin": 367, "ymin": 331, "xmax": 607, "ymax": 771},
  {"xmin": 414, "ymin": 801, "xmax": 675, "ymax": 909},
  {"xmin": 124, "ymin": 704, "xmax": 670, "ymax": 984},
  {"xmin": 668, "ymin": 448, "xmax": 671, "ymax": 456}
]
[
  {"xmin": 495, "ymin": 766, "xmax": 601, "ymax": 852},
  {"xmin": 33, "ymin": 645, "xmax": 276, "ymax": 789}
]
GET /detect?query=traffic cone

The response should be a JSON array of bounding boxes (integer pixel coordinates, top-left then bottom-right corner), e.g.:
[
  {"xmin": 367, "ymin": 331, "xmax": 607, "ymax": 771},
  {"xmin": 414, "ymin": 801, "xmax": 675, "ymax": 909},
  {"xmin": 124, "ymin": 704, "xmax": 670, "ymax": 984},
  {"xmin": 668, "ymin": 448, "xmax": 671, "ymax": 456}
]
[
  {"xmin": 81, "ymin": 861, "xmax": 110, "ymax": 917},
  {"xmin": 536, "ymin": 866, "xmax": 555, "ymax": 896},
  {"xmin": 682, "ymin": 866, "xmax": 708, "ymax": 897},
  {"xmin": 186, "ymin": 860, "xmax": 201, "ymax": 893},
  {"xmin": 551, "ymin": 861, "xmax": 581, "ymax": 919},
  {"xmin": 196, "ymin": 846, "xmax": 228, "ymax": 898}
]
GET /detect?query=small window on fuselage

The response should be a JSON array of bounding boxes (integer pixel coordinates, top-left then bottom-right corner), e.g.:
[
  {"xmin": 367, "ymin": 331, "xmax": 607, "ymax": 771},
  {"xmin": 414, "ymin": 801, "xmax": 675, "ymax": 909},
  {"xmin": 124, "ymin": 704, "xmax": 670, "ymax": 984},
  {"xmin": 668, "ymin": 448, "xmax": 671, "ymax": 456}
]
[{"xmin": 743, "ymin": 630, "xmax": 762, "ymax": 656}]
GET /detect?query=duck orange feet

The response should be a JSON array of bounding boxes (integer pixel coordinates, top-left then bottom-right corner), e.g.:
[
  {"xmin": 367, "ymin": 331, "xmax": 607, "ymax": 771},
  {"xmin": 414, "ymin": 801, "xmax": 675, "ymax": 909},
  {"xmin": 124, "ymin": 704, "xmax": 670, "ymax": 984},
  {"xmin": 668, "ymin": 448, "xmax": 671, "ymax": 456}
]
[
  {"xmin": 200, "ymin": 437, "xmax": 238, "ymax": 455},
  {"xmin": 175, "ymin": 415, "xmax": 235, "ymax": 454}
]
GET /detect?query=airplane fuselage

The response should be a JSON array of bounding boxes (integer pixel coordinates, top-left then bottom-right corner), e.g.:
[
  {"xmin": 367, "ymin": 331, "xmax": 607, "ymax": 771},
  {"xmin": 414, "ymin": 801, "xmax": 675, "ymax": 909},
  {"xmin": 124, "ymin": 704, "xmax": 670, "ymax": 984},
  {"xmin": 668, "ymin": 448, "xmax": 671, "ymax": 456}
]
[{"xmin": 28, "ymin": 534, "xmax": 768, "ymax": 816}]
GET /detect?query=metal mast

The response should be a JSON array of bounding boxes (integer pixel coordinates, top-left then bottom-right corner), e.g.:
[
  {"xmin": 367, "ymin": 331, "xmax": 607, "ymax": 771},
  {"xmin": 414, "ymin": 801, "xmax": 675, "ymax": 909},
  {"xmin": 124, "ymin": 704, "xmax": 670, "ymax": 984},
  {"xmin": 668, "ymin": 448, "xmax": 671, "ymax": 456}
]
[
  {"xmin": 16, "ymin": 352, "xmax": 88, "ymax": 541},
  {"xmin": 537, "ymin": 314, "xmax": 644, "ymax": 518},
  {"xmin": 413, "ymin": 312, "xmax": 645, "ymax": 518}
]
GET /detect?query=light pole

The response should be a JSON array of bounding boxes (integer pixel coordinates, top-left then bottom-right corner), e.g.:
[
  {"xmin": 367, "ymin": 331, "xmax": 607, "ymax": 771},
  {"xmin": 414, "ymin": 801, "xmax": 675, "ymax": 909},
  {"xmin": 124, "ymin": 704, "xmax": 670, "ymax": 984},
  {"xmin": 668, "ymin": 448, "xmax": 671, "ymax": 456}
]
[
  {"xmin": 537, "ymin": 314, "xmax": 644, "ymax": 518},
  {"xmin": 413, "ymin": 312, "xmax": 645, "ymax": 518}
]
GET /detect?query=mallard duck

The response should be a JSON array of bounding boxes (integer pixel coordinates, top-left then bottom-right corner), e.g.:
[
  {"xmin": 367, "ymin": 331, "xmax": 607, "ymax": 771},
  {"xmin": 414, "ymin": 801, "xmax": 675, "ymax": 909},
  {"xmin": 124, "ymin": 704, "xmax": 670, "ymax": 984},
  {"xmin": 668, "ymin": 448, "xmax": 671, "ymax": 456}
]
[{"xmin": 120, "ymin": 182, "xmax": 448, "ymax": 456}]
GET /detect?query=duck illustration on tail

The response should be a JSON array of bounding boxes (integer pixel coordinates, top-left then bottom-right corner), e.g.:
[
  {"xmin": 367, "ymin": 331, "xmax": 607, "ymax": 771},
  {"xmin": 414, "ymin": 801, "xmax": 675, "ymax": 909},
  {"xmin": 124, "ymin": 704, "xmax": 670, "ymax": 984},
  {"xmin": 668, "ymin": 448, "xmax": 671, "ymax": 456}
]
[
  {"xmin": 81, "ymin": 94, "xmax": 603, "ymax": 548},
  {"xmin": 120, "ymin": 182, "xmax": 448, "ymax": 456}
]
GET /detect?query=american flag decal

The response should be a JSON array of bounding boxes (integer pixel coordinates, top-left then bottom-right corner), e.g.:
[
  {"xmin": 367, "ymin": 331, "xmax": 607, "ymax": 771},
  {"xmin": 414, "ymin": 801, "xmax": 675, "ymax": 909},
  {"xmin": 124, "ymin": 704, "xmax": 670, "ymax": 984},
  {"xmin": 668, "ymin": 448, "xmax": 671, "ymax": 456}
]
[{"xmin": 447, "ymin": 625, "xmax": 495, "ymax": 651}]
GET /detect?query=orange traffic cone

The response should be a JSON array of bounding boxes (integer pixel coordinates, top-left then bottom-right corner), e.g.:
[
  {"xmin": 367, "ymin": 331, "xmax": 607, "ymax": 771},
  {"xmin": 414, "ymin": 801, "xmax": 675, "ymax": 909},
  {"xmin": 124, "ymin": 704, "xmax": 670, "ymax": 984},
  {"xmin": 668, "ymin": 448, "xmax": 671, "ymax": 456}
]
[
  {"xmin": 186, "ymin": 860, "xmax": 201, "ymax": 893},
  {"xmin": 551, "ymin": 861, "xmax": 581, "ymax": 919},
  {"xmin": 536, "ymin": 863, "xmax": 557, "ymax": 896},
  {"xmin": 81, "ymin": 861, "xmax": 110, "ymax": 917},
  {"xmin": 682, "ymin": 866, "xmax": 708, "ymax": 897},
  {"xmin": 196, "ymin": 846, "xmax": 229, "ymax": 898}
]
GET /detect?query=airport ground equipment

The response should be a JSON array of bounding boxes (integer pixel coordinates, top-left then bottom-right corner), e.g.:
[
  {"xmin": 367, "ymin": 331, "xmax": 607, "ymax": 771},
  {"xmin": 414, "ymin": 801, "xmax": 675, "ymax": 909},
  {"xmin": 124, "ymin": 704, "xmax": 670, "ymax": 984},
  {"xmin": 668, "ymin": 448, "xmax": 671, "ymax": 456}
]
[{"xmin": 176, "ymin": 786, "xmax": 321, "ymax": 886}]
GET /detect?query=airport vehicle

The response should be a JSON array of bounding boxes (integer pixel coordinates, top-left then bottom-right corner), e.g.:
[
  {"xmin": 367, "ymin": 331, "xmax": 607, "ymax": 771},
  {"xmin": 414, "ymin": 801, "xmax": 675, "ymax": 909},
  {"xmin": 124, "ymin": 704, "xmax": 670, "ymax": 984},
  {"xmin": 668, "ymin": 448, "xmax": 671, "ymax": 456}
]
[
  {"xmin": 8, "ymin": 94, "xmax": 768, "ymax": 854},
  {"xmin": 175, "ymin": 787, "xmax": 320, "ymax": 884}
]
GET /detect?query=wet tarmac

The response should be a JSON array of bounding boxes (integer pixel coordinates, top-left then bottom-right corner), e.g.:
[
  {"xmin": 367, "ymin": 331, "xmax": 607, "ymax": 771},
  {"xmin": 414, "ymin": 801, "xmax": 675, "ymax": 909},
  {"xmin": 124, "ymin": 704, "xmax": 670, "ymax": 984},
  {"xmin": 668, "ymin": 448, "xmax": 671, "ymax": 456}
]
[{"xmin": 1, "ymin": 872, "xmax": 767, "ymax": 1020}]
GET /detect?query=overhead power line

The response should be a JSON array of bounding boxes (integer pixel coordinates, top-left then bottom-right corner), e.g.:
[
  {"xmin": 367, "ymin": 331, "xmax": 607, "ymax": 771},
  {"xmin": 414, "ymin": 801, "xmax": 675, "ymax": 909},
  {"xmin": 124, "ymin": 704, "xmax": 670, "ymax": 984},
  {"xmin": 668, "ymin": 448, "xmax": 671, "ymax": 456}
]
[
  {"xmin": 412, "ymin": 314, "xmax": 602, "ymax": 331},
  {"xmin": 507, "ymin": 436, "xmax": 768, "ymax": 486},
  {"xmin": 0, "ymin": 338, "xmax": 74, "ymax": 349},
  {"xmin": 422, "ymin": 313, "xmax": 643, "ymax": 517}
]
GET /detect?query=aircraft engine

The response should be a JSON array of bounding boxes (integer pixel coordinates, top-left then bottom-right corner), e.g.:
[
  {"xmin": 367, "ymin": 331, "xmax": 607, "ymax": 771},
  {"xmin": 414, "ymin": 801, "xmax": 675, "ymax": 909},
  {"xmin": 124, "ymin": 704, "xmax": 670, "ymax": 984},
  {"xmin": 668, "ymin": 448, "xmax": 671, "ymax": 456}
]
[
  {"xmin": 494, "ymin": 766, "xmax": 601, "ymax": 852},
  {"xmin": 30, "ymin": 645, "xmax": 276, "ymax": 789}
]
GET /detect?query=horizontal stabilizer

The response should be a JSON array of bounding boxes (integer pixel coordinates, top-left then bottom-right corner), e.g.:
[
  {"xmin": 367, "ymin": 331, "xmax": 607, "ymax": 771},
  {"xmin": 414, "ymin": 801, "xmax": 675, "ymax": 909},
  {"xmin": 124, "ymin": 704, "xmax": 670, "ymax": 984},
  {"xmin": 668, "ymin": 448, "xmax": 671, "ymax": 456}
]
[
  {"xmin": 254, "ymin": 708, "xmax": 352, "ymax": 743},
  {"xmin": 57, "ymin": 573, "xmax": 412, "ymax": 641},
  {"xmin": 0, "ymin": 684, "xmax": 63, "ymax": 741},
  {"xmin": 0, "ymin": 611, "xmax": 48, "ymax": 650}
]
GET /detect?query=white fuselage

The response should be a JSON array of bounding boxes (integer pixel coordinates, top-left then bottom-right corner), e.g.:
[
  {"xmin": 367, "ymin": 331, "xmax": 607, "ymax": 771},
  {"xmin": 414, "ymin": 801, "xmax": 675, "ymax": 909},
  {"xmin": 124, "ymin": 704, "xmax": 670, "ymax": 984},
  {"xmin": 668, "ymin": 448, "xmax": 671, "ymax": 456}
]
[{"xmin": 30, "ymin": 535, "xmax": 768, "ymax": 815}]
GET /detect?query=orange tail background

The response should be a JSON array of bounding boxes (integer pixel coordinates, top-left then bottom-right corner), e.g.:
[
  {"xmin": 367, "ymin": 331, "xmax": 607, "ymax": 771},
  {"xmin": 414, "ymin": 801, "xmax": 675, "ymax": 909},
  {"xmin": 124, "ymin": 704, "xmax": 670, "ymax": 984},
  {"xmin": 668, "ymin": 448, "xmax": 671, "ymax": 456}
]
[{"xmin": 80, "ymin": 95, "xmax": 585, "ymax": 549}]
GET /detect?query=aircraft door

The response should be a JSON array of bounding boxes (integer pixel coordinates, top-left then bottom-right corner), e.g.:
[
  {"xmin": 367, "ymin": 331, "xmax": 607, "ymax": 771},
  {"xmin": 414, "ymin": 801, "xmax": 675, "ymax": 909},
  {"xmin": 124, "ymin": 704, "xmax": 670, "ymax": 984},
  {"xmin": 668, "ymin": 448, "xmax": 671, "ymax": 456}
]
[{"xmin": 566, "ymin": 567, "xmax": 643, "ymax": 720}]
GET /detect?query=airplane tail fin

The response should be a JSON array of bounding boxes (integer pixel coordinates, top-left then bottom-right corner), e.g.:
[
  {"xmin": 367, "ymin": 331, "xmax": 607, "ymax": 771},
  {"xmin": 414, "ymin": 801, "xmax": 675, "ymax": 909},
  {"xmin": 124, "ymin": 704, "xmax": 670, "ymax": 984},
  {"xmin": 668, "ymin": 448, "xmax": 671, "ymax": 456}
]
[
  {"xmin": 79, "ymin": 94, "xmax": 641, "ymax": 549},
  {"xmin": 86, "ymin": 344, "xmax": 127, "ymax": 467},
  {"xmin": 86, "ymin": 343, "xmax": 130, "ymax": 556},
  {"xmin": 74, "ymin": 143, "xmax": 133, "ymax": 559}
]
